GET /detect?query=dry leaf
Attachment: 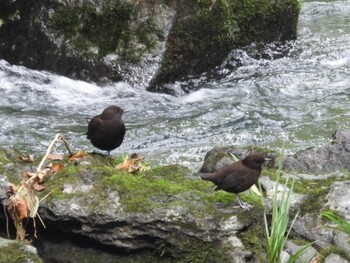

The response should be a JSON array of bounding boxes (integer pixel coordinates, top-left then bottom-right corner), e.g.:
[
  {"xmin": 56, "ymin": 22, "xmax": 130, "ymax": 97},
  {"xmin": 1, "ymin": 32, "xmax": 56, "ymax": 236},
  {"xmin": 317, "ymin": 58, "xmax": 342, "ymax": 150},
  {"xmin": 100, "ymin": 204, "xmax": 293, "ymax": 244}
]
[
  {"xmin": 8, "ymin": 195, "xmax": 28, "ymax": 219},
  {"xmin": 69, "ymin": 150, "xmax": 87, "ymax": 163},
  {"xmin": 311, "ymin": 254, "xmax": 321, "ymax": 263},
  {"xmin": 47, "ymin": 154, "xmax": 64, "ymax": 161},
  {"xmin": 23, "ymin": 171, "xmax": 43, "ymax": 184},
  {"xmin": 48, "ymin": 163, "xmax": 64, "ymax": 175},
  {"xmin": 250, "ymin": 185, "xmax": 262, "ymax": 196},
  {"xmin": 18, "ymin": 155, "xmax": 35, "ymax": 163},
  {"xmin": 33, "ymin": 183, "xmax": 46, "ymax": 192},
  {"xmin": 7, "ymin": 184, "xmax": 18, "ymax": 197},
  {"xmin": 116, "ymin": 154, "xmax": 150, "ymax": 173},
  {"xmin": 23, "ymin": 171, "xmax": 37, "ymax": 178}
]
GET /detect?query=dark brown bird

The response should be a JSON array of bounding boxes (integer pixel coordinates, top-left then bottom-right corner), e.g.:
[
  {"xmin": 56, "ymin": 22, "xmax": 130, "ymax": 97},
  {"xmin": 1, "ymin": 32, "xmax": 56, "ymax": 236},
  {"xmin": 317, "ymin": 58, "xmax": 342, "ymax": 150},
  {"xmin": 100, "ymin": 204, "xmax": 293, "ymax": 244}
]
[
  {"xmin": 87, "ymin": 105, "xmax": 126, "ymax": 155},
  {"xmin": 199, "ymin": 154, "xmax": 268, "ymax": 210}
]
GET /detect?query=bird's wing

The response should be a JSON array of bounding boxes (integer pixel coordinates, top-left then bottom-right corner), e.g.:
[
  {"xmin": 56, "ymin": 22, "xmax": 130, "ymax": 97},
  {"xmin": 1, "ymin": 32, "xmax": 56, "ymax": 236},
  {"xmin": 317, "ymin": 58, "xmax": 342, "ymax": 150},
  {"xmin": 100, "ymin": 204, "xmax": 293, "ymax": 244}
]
[
  {"xmin": 87, "ymin": 117, "xmax": 104, "ymax": 138},
  {"xmin": 216, "ymin": 166, "xmax": 250, "ymax": 191}
]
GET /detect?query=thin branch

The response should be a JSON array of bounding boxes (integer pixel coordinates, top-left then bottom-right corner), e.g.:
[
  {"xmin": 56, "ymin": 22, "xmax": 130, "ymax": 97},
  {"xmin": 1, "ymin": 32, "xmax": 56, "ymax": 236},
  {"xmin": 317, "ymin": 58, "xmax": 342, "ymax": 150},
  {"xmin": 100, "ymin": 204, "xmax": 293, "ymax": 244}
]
[
  {"xmin": 37, "ymin": 134, "xmax": 62, "ymax": 172},
  {"xmin": 59, "ymin": 135, "xmax": 74, "ymax": 156}
]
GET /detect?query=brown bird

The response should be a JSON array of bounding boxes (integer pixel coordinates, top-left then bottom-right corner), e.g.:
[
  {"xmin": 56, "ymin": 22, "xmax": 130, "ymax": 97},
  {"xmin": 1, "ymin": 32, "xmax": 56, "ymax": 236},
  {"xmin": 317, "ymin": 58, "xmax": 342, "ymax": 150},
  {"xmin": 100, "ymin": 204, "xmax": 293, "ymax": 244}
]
[
  {"xmin": 87, "ymin": 105, "xmax": 126, "ymax": 155},
  {"xmin": 199, "ymin": 154, "xmax": 268, "ymax": 210}
]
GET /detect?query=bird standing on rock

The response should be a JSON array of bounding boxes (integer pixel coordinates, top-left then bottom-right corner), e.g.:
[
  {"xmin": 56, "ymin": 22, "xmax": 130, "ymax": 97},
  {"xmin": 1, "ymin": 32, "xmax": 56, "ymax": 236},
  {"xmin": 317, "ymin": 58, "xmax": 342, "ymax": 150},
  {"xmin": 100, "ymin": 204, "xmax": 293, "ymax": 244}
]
[
  {"xmin": 87, "ymin": 105, "xmax": 126, "ymax": 155},
  {"xmin": 199, "ymin": 154, "xmax": 268, "ymax": 210}
]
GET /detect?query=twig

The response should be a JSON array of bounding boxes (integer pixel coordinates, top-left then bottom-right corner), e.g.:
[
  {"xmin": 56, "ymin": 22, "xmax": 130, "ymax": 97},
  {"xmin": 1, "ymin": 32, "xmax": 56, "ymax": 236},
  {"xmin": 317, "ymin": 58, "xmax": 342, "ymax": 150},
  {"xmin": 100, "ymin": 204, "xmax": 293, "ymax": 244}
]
[
  {"xmin": 39, "ymin": 187, "xmax": 59, "ymax": 203},
  {"xmin": 59, "ymin": 135, "xmax": 74, "ymax": 156},
  {"xmin": 37, "ymin": 134, "xmax": 62, "ymax": 172},
  {"xmin": 3, "ymin": 202, "xmax": 10, "ymax": 238}
]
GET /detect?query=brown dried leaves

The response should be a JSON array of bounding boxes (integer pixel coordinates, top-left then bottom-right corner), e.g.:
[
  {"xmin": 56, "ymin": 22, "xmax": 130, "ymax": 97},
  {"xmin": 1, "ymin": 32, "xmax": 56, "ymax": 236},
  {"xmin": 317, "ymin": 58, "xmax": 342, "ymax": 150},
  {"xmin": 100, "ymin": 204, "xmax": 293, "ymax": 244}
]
[
  {"xmin": 6, "ymin": 134, "xmax": 76, "ymax": 240},
  {"xmin": 116, "ymin": 153, "xmax": 150, "ymax": 173}
]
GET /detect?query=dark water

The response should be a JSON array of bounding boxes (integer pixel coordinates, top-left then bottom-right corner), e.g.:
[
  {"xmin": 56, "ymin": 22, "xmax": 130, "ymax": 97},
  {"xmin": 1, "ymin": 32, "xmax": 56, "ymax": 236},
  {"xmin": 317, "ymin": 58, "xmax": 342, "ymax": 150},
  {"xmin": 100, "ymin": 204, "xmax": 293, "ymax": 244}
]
[{"xmin": 1, "ymin": 0, "xmax": 350, "ymax": 169}]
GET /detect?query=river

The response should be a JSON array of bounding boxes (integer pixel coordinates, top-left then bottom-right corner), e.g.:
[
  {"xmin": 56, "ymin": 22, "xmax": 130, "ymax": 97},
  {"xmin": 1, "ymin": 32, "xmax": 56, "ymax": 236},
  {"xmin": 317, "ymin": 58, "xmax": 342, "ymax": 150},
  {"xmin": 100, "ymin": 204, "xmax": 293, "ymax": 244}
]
[{"xmin": 1, "ymin": 0, "xmax": 350, "ymax": 169}]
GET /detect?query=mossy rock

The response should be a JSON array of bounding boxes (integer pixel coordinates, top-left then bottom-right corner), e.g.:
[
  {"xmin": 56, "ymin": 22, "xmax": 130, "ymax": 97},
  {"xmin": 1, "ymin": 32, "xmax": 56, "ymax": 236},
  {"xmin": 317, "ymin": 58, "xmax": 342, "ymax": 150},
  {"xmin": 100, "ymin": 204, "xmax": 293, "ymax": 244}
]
[
  {"xmin": 0, "ymin": 238, "xmax": 43, "ymax": 263},
  {"xmin": 0, "ymin": 0, "xmax": 299, "ymax": 88},
  {"xmin": 148, "ymin": 0, "xmax": 300, "ymax": 92}
]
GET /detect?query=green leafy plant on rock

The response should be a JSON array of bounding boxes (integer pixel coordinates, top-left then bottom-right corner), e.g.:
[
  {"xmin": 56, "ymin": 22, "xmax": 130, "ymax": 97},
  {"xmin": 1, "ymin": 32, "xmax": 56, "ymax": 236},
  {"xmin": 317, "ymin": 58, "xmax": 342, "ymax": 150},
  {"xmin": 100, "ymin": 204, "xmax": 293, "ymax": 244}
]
[
  {"xmin": 321, "ymin": 211, "xmax": 350, "ymax": 235},
  {"xmin": 261, "ymin": 157, "xmax": 314, "ymax": 263}
]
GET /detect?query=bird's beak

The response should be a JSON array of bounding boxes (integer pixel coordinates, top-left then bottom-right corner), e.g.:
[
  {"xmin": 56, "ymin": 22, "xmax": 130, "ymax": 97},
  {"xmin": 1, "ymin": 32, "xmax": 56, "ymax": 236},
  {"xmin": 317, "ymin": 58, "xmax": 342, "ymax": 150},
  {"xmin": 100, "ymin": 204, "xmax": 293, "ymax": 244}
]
[{"xmin": 264, "ymin": 157, "xmax": 272, "ymax": 162}]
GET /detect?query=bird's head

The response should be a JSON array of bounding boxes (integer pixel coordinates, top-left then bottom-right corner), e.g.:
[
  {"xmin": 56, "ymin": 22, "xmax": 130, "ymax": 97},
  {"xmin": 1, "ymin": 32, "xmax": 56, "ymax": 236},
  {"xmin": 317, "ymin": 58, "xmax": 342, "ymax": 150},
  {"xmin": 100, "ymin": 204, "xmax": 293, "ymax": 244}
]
[
  {"xmin": 102, "ymin": 105, "xmax": 124, "ymax": 118},
  {"xmin": 242, "ymin": 154, "xmax": 269, "ymax": 170}
]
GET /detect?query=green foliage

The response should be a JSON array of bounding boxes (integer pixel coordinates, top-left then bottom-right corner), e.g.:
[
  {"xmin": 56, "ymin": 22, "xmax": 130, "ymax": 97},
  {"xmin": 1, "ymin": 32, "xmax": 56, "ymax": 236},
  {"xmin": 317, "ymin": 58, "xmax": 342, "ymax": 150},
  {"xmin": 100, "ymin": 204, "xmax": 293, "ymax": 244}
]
[
  {"xmin": 321, "ymin": 211, "xmax": 350, "ymax": 235},
  {"xmin": 262, "ymin": 157, "xmax": 314, "ymax": 263}
]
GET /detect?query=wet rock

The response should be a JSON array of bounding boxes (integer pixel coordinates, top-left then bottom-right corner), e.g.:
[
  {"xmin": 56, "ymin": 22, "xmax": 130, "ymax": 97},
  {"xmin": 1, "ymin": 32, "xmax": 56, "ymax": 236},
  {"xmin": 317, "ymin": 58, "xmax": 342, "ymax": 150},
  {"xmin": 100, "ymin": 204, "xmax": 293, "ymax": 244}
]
[
  {"xmin": 334, "ymin": 232, "xmax": 350, "ymax": 256},
  {"xmin": 198, "ymin": 147, "xmax": 250, "ymax": 173},
  {"xmin": 282, "ymin": 170, "xmax": 348, "ymax": 181},
  {"xmin": 282, "ymin": 129, "xmax": 350, "ymax": 173},
  {"xmin": 2, "ymin": 128, "xmax": 350, "ymax": 263},
  {"xmin": 325, "ymin": 181, "xmax": 350, "ymax": 220},
  {"xmin": 259, "ymin": 176, "xmax": 306, "ymax": 210},
  {"xmin": 292, "ymin": 213, "xmax": 333, "ymax": 248},
  {"xmin": 0, "ymin": 0, "xmax": 300, "ymax": 91},
  {"xmin": 284, "ymin": 240, "xmax": 317, "ymax": 263},
  {"xmin": 197, "ymin": 132, "xmax": 350, "ymax": 262},
  {"xmin": 198, "ymin": 147, "xmax": 274, "ymax": 173},
  {"xmin": 324, "ymin": 253, "xmax": 350, "ymax": 263}
]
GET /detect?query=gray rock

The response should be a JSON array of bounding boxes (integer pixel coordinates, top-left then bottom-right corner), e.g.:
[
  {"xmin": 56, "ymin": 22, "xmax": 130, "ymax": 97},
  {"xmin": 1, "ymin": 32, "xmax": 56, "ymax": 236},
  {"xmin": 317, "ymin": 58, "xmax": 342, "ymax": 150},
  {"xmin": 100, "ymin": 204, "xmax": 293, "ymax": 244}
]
[
  {"xmin": 324, "ymin": 181, "xmax": 350, "ymax": 220},
  {"xmin": 284, "ymin": 240, "xmax": 317, "ymax": 263},
  {"xmin": 282, "ymin": 130, "xmax": 350, "ymax": 173},
  {"xmin": 198, "ymin": 147, "xmax": 274, "ymax": 173},
  {"xmin": 283, "ymin": 170, "xmax": 348, "ymax": 181},
  {"xmin": 0, "ymin": 1, "xmax": 299, "ymax": 92},
  {"xmin": 259, "ymin": 176, "xmax": 306, "ymax": 210},
  {"xmin": 324, "ymin": 254, "xmax": 349, "ymax": 263},
  {"xmin": 334, "ymin": 232, "xmax": 350, "ymax": 256},
  {"xmin": 292, "ymin": 213, "xmax": 333, "ymax": 248},
  {"xmin": 0, "ymin": 174, "xmax": 11, "ymax": 202}
]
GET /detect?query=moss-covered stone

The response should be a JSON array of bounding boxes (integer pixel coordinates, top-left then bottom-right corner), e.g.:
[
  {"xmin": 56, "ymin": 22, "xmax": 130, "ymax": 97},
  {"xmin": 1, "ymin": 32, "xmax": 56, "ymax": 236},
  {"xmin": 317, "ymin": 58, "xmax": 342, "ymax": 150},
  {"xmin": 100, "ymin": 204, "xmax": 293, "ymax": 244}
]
[
  {"xmin": 0, "ymin": 239, "xmax": 43, "ymax": 263},
  {"xmin": 40, "ymin": 156, "xmax": 244, "ymax": 215},
  {"xmin": 148, "ymin": 0, "xmax": 300, "ymax": 92},
  {"xmin": 0, "ymin": 0, "xmax": 299, "ymax": 87},
  {"xmin": 49, "ymin": 1, "xmax": 162, "ymax": 62}
]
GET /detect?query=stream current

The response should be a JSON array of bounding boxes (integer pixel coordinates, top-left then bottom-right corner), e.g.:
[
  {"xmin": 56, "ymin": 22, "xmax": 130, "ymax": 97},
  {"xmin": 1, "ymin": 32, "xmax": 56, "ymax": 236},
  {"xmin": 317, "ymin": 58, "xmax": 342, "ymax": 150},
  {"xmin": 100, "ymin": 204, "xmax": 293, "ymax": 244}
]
[{"xmin": 1, "ymin": 0, "xmax": 350, "ymax": 169}]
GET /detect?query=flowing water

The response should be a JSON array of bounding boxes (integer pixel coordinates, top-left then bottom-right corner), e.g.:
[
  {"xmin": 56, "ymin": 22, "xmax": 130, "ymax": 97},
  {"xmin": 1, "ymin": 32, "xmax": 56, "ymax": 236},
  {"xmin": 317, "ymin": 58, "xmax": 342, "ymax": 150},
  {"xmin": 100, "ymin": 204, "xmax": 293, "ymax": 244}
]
[{"xmin": 1, "ymin": 0, "xmax": 350, "ymax": 169}]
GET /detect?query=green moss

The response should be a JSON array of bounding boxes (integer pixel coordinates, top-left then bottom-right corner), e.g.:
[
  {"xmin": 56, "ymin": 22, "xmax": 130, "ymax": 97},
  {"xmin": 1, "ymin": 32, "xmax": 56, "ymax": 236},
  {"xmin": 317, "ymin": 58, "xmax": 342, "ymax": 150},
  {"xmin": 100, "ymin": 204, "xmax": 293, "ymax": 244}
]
[
  {"xmin": 103, "ymin": 163, "xmax": 260, "ymax": 214},
  {"xmin": 36, "ymin": 152, "xmax": 266, "ymax": 216},
  {"xmin": 49, "ymin": 1, "xmax": 161, "ymax": 61},
  {"xmin": 236, "ymin": 206, "xmax": 266, "ymax": 256},
  {"xmin": 153, "ymin": 0, "xmax": 299, "ymax": 86},
  {"xmin": 0, "ymin": 241, "xmax": 43, "ymax": 263}
]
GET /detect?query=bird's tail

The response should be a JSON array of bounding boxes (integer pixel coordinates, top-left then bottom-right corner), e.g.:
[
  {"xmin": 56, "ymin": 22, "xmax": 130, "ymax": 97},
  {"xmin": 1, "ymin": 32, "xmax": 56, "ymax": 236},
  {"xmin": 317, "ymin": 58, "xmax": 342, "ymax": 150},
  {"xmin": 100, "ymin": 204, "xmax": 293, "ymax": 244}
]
[{"xmin": 195, "ymin": 172, "xmax": 214, "ymax": 181}]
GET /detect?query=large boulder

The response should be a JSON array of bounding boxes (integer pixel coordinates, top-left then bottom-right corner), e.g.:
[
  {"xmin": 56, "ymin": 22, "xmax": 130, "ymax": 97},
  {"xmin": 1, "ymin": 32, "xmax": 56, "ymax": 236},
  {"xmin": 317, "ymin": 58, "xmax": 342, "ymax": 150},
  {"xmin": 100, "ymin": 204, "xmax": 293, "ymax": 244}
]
[
  {"xmin": 2, "ymin": 130, "xmax": 350, "ymax": 262},
  {"xmin": 0, "ymin": 150, "xmax": 264, "ymax": 262},
  {"xmin": 0, "ymin": 0, "xmax": 299, "ymax": 92}
]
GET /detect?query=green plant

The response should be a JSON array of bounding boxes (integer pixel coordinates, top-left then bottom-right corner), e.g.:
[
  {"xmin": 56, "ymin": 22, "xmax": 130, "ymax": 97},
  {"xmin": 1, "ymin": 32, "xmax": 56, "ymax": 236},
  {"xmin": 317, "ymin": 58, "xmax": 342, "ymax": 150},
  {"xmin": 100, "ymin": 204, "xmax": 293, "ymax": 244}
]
[
  {"xmin": 261, "ymin": 157, "xmax": 314, "ymax": 263},
  {"xmin": 321, "ymin": 211, "xmax": 350, "ymax": 235}
]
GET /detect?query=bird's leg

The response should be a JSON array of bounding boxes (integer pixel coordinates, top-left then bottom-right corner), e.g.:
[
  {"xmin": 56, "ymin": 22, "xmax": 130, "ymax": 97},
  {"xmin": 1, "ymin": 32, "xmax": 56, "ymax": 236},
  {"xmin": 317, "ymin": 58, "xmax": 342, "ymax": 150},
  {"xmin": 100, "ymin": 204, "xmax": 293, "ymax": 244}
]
[
  {"xmin": 107, "ymin": 151, "xmax": 111, "ymax": 156},
  {"xmin": 236, "ymin": 194, "xmax": 252, "ymax": 210}
]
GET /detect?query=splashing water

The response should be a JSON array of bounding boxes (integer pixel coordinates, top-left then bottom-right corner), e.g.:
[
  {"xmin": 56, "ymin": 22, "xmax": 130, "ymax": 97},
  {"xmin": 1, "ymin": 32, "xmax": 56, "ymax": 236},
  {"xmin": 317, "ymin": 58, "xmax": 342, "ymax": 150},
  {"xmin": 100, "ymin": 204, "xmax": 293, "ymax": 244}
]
[{"xmin": 1, "ymin": 0, "xmax": 350, "ymax": 169}]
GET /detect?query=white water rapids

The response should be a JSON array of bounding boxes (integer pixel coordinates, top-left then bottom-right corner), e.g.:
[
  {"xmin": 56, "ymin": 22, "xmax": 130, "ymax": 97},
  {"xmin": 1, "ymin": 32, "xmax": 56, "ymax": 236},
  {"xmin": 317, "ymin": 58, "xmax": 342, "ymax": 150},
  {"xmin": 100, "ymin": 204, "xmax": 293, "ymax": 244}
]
[{"xmin": 1, "ymin": 0, "xmax": 350, "ymax": 169}]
